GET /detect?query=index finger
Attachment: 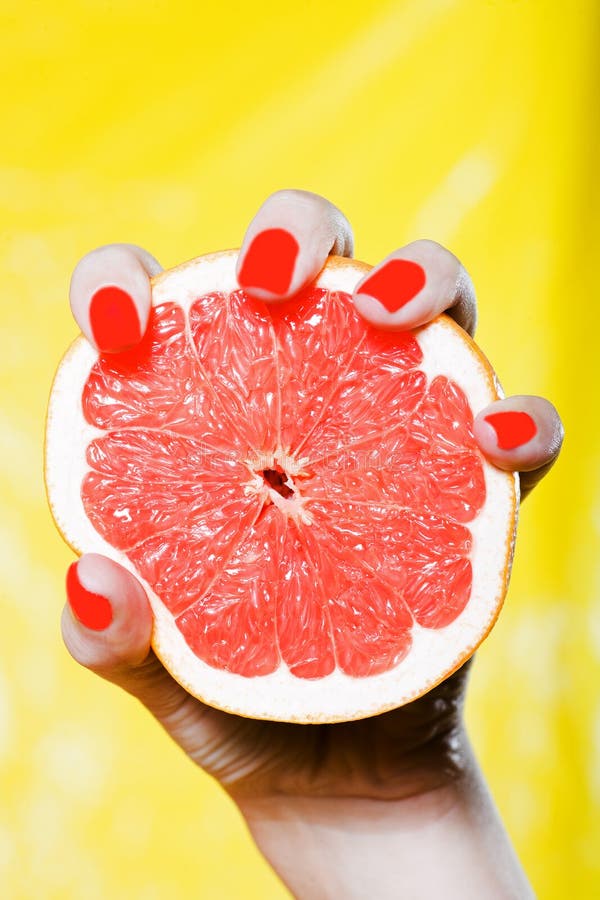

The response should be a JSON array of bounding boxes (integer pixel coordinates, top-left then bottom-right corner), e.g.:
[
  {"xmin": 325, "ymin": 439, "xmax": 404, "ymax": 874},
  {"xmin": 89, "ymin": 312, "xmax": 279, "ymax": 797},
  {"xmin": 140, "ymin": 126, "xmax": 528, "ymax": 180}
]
[{"xmin": 69, "ymin": 243, "xmax": 163, "ymax": 352}]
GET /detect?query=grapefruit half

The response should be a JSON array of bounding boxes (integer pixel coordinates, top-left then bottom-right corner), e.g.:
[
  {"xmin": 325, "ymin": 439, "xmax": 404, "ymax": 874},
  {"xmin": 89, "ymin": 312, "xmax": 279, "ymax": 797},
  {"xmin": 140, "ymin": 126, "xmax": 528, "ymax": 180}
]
[{"xmin": 45, "ymin": 250, "xmax": 518, "ymax": 723}]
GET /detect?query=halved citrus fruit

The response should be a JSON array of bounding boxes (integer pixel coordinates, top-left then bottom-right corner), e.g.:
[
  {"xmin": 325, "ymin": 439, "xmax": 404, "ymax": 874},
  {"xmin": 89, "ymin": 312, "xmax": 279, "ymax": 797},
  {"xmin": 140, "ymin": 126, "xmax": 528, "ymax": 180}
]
[{"xmin": 45, "ymin": 250, "xmax": 518, "ymax": 723}]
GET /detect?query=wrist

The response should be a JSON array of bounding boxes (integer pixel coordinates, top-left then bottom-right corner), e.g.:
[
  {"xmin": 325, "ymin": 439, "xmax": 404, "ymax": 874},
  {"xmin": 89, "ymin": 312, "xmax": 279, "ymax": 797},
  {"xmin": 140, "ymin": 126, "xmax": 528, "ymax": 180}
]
[
  {"xmin": 237, "ymin": 735, "xmax": 533, "ymax": 900},
  {"xmin": 240, "ymin": 786, "xmax": 463, "ymax": 900},
  {"xmin": 237, "ymin": 724, "xmax": 470, "ymax": 899}
]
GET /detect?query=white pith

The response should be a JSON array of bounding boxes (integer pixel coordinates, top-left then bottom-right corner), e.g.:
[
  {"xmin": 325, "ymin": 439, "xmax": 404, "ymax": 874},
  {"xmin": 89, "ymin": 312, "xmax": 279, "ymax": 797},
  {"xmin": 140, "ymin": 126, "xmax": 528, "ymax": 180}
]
[{"xmin": 45, "ymin": 249, "xmax": 518, "ymax": 723}]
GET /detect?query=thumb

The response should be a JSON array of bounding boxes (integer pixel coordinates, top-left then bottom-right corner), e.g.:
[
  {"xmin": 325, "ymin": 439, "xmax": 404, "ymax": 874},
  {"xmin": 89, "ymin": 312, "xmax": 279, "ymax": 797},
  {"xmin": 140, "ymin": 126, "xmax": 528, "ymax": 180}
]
[{"xmin": 62, "ymin": 553, "xmax": 201, "ymax": 727}]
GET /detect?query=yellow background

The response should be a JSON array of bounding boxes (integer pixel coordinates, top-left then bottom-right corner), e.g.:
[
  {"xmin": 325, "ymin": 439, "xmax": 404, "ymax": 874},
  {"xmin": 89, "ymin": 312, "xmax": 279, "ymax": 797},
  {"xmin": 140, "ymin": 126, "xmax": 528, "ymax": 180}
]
[{"xmin": 1, "ymin": 1, "xmax": 598, "ymax": 896}]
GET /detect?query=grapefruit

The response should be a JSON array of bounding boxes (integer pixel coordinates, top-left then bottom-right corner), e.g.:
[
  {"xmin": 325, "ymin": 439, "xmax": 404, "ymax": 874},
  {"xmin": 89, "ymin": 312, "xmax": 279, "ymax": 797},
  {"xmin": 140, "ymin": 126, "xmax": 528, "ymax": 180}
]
[{"xmin": 45, "ymin": 250, "xmax": 518, "ymax": 723}]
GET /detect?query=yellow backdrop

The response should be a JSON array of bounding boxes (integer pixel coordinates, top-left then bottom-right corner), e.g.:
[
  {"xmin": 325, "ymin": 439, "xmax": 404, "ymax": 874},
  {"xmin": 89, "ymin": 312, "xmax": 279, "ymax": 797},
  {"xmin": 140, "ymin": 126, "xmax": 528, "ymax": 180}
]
[{"xmin": 1, "ymin": 1, "xmax": 598, "ymax": 897}]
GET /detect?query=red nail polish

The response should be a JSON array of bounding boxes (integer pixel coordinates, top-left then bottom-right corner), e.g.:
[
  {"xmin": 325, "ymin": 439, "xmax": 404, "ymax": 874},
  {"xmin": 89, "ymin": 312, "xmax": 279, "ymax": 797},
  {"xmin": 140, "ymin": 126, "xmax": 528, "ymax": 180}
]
[
  {"xmin": 89, "ymin": 285, "xmax": 141, "ymax": 352},
  {"xmin": 357, "ymin": 259, "xmax": 426, "ymax": 313},
  {"xmin": 66, "ymin": 562, "xmax": 113, "ymax": 631},
  {"xmin": 484, "ymin": 411, "xmax": 537, "ymax": 450},
  {"xmin": 238, "ymin": 228, "xmax": 299, "ymax": 294}
]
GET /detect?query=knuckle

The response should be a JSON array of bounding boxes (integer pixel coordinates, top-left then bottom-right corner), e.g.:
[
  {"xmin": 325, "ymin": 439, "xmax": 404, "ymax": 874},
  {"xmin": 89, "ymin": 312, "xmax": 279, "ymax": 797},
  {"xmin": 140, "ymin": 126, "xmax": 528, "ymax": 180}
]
[
  {"xmin": 267, "ymin": 188, "xmax": 327, "ymax": 213},
  {"xmin": 410, "ymin": 238, "xmax": 448, "ymax": 253},
  {"xmin": 80, "ymin": 243, "xmax": 139, "ymax": 274},
  {"xmin": 71, "ymin": 245, "xmax": 127, "ymax": 291}
]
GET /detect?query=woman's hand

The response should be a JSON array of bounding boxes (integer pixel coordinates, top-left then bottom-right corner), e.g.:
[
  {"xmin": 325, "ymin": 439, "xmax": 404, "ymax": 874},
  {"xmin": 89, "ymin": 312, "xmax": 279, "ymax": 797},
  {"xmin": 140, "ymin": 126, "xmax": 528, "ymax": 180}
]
[{"xmin": 64, "ymin": 189, "xmax": 563, "ymax": 898}]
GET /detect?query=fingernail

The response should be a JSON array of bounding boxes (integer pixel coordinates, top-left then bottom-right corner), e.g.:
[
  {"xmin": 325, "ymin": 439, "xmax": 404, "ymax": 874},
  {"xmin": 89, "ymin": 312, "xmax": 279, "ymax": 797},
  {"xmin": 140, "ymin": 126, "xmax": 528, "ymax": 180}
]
[
  {"xmin": 89, "ymin": 285, "xmax": 141, "ymax": 352},
  {"xmin": 238, "ymin": 228, "xmax": 299, "ymax": 294},
  {"xmin": 66, "ymin": 562, "xmax": 113, "ymax": 631},
  {"xmin": 484, "ymin": 411, "xmax": 537, "ymax": 450},
  {"xmin": 357, "ymin": 259, "xmax": 426, "ymax": 313}
]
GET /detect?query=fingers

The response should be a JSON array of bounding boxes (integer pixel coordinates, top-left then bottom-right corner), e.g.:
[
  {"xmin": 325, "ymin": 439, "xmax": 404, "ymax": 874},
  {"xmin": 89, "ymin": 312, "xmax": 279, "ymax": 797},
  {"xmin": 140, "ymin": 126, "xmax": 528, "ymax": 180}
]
[
  {"xmin": 62, "ymin": 553, "xmax": 195, "ymax": 723},
  {"xmin": 353, "ymin": 239, "xmax": 477, "ymax": 335},
  {"xmin": 473, "ymin": 396, "xmax": 564, "ymax": 500},
  {"xmin": 352, "ymin": 239, "xmax": 563, "ymax": 499},
  {"xmin": 70, "ymin": 243, "xmax": 163, "ymax": 353},
  {"xmin": 236, "ymin": 189, "xmax": 354, "ymax": 302}
]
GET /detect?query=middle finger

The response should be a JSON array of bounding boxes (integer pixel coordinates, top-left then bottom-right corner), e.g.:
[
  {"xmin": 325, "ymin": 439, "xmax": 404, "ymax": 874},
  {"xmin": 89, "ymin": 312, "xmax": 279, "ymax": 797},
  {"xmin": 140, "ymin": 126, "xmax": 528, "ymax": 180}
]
[{"xmin": 353, "ymin": 238, "xmax": 477, "ymax": 335}]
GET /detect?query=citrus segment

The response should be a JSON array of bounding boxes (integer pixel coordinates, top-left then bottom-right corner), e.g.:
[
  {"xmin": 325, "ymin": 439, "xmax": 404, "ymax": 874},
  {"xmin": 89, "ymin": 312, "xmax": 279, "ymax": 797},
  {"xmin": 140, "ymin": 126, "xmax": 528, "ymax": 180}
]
[
  {"xmin": 274, "ymin": 520, "xmax": 336, "ymax": 679},
  {"xmin": 125, "ymin": 494, "xmax": 262, "ymax": 618},
  {"xmin": 273, "ymin": 288, "xmax": 426, "ymax": 461},
  {"xmin": 189, "ymin": 290, "xmax": 280, "ymax": 452},
  {"xmin": 308, "ymin": 500, "xmax": 473, "ymax": 626},
  {"xmin": 414, "ymin": 374, "xmax": 480, "ymax": 451},
  {"xmin": 271, "ymin": 287, "xmax": 368, "ymax": 452},
  {"xmin": 175, "ymin": 505, "xmax": 281, "ymax": 677},
  {"xmin": 300, "ymin": 526, "xmax": 414, "ymax": 677},
  {"xmin": 82, "ymin": 302, "xmax": 242, "ymax": 447}
]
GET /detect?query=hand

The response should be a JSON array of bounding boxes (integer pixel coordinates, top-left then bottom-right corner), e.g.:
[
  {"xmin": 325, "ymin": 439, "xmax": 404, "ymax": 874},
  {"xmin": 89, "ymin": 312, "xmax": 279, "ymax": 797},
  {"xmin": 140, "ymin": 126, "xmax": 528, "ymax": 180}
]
[{"xmin": 64, "ymin": 190, "xmax": 563, "ymax": 898}]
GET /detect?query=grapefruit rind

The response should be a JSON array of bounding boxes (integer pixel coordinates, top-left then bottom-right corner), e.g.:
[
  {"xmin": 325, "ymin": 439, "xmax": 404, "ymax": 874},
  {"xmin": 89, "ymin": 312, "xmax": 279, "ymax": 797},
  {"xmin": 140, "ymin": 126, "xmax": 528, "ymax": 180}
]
[{"xmin": 45, "ymin": 250, "xmax": 518, "ymax": 723}]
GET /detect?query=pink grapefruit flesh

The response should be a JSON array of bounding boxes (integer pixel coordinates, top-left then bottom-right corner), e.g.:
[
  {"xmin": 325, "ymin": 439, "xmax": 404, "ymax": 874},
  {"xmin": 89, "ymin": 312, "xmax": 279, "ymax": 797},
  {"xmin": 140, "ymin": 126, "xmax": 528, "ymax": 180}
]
[{"xmin": 45, "ymin": 251, "xmax": 518, "ymax": 723}]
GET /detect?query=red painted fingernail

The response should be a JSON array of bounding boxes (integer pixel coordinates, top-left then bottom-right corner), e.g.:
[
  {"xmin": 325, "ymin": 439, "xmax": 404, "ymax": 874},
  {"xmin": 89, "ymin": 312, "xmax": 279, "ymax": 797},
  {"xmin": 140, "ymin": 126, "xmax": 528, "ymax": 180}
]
[
  {"xmin": 357, "ymin": 259, "xmax": 426, "ymax": 313},
  {"xmin": 484, "ymin": 411, "xmax": 537, "ymax": 450},
  {"xmin": 238, "ymin": 228, "xmax": 299, "ymax": 294},
  {"xmin": 89, "ymin": 285, "xmax": 141, "ymax": 352},
  {"xmin": 66, "ymin": 562, "xmax": 113, "ymax": 631}
]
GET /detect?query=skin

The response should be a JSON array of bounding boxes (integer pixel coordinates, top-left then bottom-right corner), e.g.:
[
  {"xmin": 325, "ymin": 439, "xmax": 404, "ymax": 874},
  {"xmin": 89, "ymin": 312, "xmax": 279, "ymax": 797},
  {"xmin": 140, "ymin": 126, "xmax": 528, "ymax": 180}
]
[{"xmin": 64, "ymin": 189, "xmax": 564, "ymax": 898}]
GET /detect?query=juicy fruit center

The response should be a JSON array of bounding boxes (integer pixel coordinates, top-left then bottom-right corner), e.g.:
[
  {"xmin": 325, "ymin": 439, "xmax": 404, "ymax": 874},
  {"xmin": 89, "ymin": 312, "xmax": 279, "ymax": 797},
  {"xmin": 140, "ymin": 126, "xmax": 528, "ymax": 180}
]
[
  {"xmin": 262, "ymin": 465, "xmax": 294, "ymax": 499},
  {"xmin": 243, "ymin": 451, "xmax": 313, "ymax": 524},
  {"xmin": 79, "ymin": 285, "xmax": 486, "ymax": 681}
]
